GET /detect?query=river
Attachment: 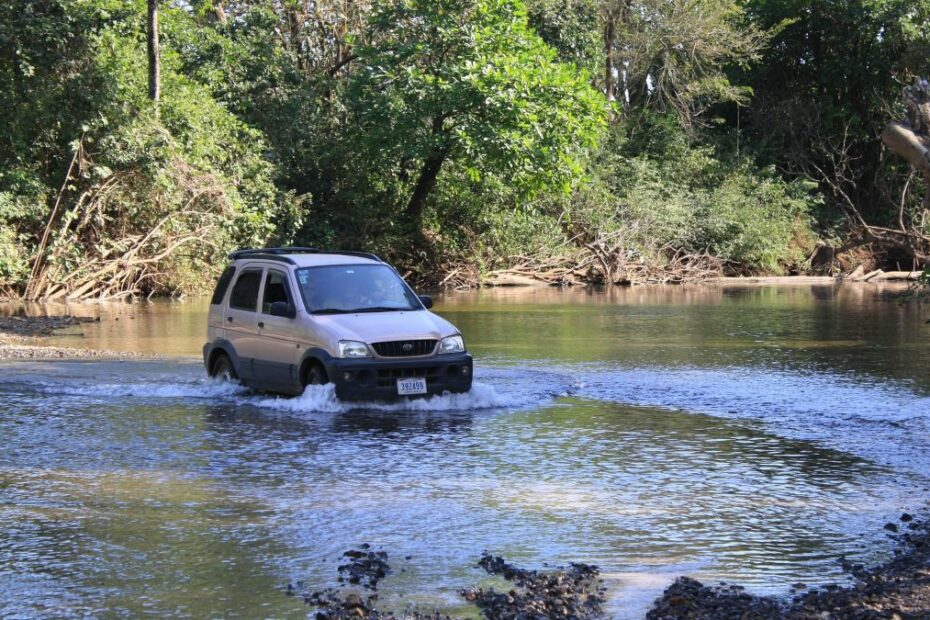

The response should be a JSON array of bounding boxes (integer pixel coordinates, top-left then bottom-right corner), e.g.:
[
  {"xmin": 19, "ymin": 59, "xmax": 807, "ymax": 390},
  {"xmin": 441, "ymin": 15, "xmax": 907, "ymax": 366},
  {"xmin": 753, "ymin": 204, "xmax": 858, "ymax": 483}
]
[{"xmin": 1, "ymin": 284, "xmax": 928, "ymax": 618}]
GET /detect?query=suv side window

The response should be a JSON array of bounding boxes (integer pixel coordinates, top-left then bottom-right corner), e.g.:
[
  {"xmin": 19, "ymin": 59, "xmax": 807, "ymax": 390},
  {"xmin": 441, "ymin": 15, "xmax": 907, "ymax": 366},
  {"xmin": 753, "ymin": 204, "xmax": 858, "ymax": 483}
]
[
  {"xmin": 261, "ymin": 270, "xmax": 292, "ymax": 314},
  {"xmin": 228, "ymin": 268, "xmax": 263, "ymax": 311},
  {"xmin": 210, "ymin": 266, "xmax": 236, "ymax": 305}
]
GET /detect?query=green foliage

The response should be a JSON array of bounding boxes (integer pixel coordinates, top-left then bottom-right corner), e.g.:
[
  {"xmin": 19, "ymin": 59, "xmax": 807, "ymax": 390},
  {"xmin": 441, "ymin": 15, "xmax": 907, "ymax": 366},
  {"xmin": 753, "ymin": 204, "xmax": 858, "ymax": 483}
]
[
  {"xmin": 347, "ymin": 0, "xmax": 606, "ymax": 215},
  {"xmin": 623, "ymin": 0, "xmax": 770, "ymax": 125},
  {"xmin": 5, "ymin": 0, "xmax": 915, "ymax": 295},
  {"xmin": 739, "ymin": 0, "xmax": 930, "ymax": 226},
  {"xmin": 0, "ymin": 0, "xmax": 286, "ymax": 297},
  {"xmin": 564, "ymin": 117, "xmax": 819, "ymax": 273},
  {"xmin": 524, "ymin": 0, "xmax": 602, "ymax": 71}
]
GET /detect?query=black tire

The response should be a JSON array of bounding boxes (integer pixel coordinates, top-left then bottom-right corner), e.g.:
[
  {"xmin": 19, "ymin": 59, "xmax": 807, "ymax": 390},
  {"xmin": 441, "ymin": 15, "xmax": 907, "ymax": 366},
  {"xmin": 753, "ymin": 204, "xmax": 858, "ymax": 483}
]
[
  {"xmin": 302, "ymin": 362, "xmax": 328, "ymax": 387},
  {"xmin": 211, "ymin": 353, "xmax": 237, "ymax": 381}
]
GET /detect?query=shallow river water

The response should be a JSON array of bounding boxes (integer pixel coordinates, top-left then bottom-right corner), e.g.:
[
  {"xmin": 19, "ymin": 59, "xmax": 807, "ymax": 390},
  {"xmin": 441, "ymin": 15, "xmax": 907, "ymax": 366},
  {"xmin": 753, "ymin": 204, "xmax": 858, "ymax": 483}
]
[{"xmin": 1, "ymin": 284, "xmax": 929, "ymax": 618}]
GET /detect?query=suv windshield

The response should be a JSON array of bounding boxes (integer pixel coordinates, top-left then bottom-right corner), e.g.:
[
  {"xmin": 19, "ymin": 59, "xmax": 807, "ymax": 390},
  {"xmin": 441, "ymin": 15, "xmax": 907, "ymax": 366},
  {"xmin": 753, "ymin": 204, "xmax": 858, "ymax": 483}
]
[{"xmin": 296, "ymin": 264, "xmax": 423, "ymax": 314}]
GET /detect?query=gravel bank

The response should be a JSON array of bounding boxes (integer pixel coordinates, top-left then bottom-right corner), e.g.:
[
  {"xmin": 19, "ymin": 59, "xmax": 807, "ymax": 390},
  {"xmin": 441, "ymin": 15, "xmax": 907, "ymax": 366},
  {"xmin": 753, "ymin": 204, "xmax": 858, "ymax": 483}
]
[{"xmin": 0, "ymin": 314, "xmax": 149, "ymax": 360}]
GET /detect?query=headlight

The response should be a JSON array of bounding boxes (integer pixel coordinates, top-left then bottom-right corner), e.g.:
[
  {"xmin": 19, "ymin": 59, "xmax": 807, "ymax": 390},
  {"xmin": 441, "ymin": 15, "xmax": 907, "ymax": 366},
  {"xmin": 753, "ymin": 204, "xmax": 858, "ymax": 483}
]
[
  {"xmin": 438, "ymin": 334, "xmax": 465, "ymax": 354},
  {"xmin": 338, "ymin": 340, "xmax": 371, "ymax": 358}
]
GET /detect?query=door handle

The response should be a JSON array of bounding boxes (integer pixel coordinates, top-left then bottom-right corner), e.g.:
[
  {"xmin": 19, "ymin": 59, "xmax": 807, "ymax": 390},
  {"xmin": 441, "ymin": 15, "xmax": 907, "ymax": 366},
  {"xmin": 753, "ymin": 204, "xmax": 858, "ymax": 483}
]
[
  {"xmin": 226, "ymin": 316, "xmax": 233, "ymax": 323},
  {"xmin": 257, "ymin": 321, "xmax": 264, "ymax": 329}
]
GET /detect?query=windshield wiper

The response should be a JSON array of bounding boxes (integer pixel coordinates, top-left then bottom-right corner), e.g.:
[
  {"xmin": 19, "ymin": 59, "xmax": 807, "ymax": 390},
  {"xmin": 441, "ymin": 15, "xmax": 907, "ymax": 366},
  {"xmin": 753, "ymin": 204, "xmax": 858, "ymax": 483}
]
[
  {"xmin": 352, "ymin": 306, "xmax": 411, "ymax": 313},
  {"xmin": 311, "ymin": 306, "xmax": 411, "ymax": 315}
]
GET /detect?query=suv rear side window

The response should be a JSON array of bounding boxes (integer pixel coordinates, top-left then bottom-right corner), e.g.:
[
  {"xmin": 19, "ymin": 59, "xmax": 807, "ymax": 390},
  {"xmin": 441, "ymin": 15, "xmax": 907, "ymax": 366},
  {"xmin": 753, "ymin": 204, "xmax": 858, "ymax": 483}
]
[
  {"xmin": 229, "ymin": 269, "xmax": 263, "ymax": 311},
  {"xmin": 210, "ymin": 266, "xmax": 236, "ymax": 305}
]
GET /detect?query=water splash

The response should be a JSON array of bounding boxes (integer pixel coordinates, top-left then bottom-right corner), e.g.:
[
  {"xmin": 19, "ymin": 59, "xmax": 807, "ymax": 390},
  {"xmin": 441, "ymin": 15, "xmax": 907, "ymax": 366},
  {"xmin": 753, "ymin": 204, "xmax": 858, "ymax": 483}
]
[
  {"xmin": 39, "ymin": 378, "xmax": 248, "ymax": 399},
  {"xmin": 250, "ymin": 381, "xmax": 522, "ymax": 413}
]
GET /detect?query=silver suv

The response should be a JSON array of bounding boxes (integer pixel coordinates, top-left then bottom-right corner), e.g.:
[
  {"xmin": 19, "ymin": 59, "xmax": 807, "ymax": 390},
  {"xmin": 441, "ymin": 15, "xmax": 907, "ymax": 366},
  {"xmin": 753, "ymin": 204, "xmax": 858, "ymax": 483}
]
[{"xmin": 203, "ymin": 248, "xmax": 473, "ymax": 400}]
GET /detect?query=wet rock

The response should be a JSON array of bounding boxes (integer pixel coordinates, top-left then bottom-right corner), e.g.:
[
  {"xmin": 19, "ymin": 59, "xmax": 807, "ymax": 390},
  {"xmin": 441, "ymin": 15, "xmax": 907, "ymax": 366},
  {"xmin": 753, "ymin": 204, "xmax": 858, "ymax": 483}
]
[
  {"xmin": 646, "ymin": 576, "xmax": 785, "ymax": 619},
  {"xmin": 885, "ymin": 522, "xmax": 899, "ymax": 533},
  {"xmin": 343, "ymin": 593, "xmax": 365, "ymax": 609},
  {"xmin": 901, "ymin": 513, "xmax": 914, "ymax": 523},
  {"xmin": 649, "ymin": 513, "xmax": 930, "ymax": 619},
  {"xmin": 461, "ymin": 553, "xmax": 605, "ymax": 619},
  {"xmin": 292, "ymin": 549, "xmax": 454, "ymax": 620},
  {"xmin": 338, "ymin": 548, "xmax": 391, "ymax": 590}
]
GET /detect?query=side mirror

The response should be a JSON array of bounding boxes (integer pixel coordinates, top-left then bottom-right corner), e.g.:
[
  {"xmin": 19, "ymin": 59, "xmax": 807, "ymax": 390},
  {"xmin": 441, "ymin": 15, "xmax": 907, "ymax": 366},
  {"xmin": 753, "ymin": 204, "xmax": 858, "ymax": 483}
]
[
  {"xmin": 418, "ymin": 295, "xmax": 434, "ymax": 309},
  {"xmin": 269, "ymin": 301, "xmax": 296, "ymax": 318}
]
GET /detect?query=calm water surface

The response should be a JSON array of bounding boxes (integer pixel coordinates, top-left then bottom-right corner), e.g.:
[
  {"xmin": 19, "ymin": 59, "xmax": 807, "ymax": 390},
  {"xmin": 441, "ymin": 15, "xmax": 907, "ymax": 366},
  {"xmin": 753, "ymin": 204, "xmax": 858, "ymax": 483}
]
[{"xmin": 1, "ymin": 284, "xmax": 929, "ymax": 618}]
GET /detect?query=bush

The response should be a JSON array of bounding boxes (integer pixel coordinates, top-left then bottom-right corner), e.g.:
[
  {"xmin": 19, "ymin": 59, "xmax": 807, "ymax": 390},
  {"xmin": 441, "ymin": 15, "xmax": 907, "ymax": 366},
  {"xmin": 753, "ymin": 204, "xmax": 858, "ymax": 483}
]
[
  {"xmin": 0, "ymin": 0, "xmax": 287, "ymax": 298},
  {"xmin": 558, "ymin": 116, "xmax": 820, "ymax": 274}
]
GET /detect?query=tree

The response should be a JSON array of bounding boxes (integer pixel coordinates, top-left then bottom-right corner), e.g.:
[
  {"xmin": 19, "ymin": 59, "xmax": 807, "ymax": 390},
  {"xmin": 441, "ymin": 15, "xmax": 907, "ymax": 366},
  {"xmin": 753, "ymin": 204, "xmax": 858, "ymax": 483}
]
[
  {"xmin": 347, "ymin": 0, "xmax": 607, "ymax": 231},
  {"xmin": 620, "ymin": 0, "xmax": 768, "ymax": 127},
  {"xmin": 526, "ymin": 0, "xmax": 768, "ymax": 126},
  {"xmin": 878, "ymin": 79, "xmax": 930, "ymax": 262},
  {"xmin": 739, "ymin": 0, "xmax": 930, "ymax": 258}
]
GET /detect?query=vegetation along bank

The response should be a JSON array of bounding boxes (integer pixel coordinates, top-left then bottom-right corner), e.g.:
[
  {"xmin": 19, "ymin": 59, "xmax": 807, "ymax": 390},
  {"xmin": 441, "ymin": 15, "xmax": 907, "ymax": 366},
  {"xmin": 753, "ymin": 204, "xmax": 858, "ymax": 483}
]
[{"xmin": 3, "ymin": 0, "xmax": 930, "ymax": 299}]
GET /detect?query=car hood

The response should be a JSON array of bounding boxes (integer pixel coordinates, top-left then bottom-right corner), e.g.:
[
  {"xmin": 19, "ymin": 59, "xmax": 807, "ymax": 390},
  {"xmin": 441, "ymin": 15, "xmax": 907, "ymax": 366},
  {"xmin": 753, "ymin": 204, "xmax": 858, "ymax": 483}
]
[{"xmin": 311, "ymin": 310, "xmax": 459, "ymax": 344}]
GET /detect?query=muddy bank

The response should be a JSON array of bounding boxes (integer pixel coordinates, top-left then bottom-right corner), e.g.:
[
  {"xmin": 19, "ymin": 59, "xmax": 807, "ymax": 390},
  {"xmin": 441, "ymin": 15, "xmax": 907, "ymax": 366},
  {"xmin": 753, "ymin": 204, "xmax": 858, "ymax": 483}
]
[
  {"xmin": 0, "ymin": 314, "xmax": 149, "ymax": 359},
  {"xmin": 648, "ymin": 512, "xmax": 930, "ymax": 619}
]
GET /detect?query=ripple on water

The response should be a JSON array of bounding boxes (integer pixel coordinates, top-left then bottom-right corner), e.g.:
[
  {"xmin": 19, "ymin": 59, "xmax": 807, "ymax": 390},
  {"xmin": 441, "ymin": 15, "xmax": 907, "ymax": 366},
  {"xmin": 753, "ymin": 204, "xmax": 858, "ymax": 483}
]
[{"xmin": 0, "ymin": 357, "xmax": 927, "ymax": 619}]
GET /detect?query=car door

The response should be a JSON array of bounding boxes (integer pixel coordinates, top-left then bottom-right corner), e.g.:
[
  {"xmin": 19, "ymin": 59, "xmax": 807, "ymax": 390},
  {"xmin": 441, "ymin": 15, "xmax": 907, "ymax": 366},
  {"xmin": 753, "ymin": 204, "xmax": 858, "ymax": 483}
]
[
  {"xmin": 224, "ymin": 266, "xmax": 264, "ymax": 380},
  {"xmin": 253, "ymin": 268, "xmax": 300, "ymax": 387}
]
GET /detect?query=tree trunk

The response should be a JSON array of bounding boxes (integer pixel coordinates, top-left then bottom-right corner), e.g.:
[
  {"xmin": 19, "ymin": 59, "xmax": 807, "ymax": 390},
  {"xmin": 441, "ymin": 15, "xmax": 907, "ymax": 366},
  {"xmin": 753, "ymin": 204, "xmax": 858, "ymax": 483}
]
[
  {"xmin": 405, "ymin": 150, "xmax": 447, "ymax": 224},
  {"xmin": 147, "ymin": 0, "xmax": 160, "ymax": 115},
  {"xmin": 882, "ymin": 122, "xmax": 930, "ymax": 177},
  {"xmin": 603, "ymin": 15, "xmax": 615, "ymax": 102},
  {"xmin": 213, "ymin": 1, "xmax": 227, "ymax": 24}
]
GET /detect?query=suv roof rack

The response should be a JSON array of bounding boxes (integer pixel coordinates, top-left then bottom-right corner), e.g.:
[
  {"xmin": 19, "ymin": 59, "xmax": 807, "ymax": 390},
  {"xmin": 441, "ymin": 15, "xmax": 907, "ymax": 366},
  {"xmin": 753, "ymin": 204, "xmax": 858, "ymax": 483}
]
[{"xmin": 228, "ymin": 247, "xmax": 384, "ymax": 264}]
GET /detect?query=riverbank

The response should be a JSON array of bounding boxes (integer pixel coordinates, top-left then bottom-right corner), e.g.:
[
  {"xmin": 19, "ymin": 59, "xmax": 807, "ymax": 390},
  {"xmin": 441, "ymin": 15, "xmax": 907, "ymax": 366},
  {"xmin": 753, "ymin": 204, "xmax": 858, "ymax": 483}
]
[
  {"xmin": 0, "ymin": 315, "xmax": 149, "ymax": 359},
  {"xmin": 480, "ymin": 272, "xmax": 924, "ymax": 288}
]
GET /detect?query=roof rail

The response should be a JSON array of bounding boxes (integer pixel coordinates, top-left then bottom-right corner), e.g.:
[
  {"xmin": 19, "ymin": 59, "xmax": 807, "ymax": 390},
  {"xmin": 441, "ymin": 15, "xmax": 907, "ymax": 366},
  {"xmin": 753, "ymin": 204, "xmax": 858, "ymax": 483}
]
[
  {"xmin": 228, "ymin": 247, "xmax": 384, "ymax": 263},
  {"xmin": 228, "ymin": 247, "xmax": 319, "ymax": 260},
  {"xmin": 328, "ymin": 250, "xmax": 384, "ymax": 262}
]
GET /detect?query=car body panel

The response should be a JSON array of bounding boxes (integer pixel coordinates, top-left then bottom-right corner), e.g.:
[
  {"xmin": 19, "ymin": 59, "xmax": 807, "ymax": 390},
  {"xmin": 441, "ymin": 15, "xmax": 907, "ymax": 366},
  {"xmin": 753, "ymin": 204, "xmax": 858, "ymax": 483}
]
[
  {"xmin": 252, "ymin": 267, "xmax": 301, "ymax": 388},
  {"xmin": 223, "ymin": 267, "xmax": 265, "ymax": 380},
  {"xmin": 308, "ymin": 310, "xmax": 458, "ymax": 354}
]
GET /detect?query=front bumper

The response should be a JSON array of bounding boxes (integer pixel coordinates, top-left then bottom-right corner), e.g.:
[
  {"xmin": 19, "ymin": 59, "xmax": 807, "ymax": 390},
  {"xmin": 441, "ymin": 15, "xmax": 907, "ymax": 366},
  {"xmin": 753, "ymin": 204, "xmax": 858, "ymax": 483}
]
[{"xmin": 323, "ymin": 352, "xmax": 473, "ymax": 401}]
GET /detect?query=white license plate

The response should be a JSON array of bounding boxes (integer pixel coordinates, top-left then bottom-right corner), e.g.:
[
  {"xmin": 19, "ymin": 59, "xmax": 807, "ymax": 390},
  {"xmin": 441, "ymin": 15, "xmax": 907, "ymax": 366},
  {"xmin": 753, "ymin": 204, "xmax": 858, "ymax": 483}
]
[{"xmin": 397, "ymin": 377, "xmax": 427, "ymax": 395}]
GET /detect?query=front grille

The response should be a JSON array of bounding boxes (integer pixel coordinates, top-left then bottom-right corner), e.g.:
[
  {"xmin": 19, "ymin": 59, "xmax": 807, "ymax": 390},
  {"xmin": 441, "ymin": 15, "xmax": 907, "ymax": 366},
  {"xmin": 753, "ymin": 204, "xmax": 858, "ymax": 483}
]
[
  {"xmin": 372, "ymin": 339, "xmax": 437, "ymax": 357},
  {"xmin": 376, "ymin": 366, "xmax": 441, "ymax": 387}
]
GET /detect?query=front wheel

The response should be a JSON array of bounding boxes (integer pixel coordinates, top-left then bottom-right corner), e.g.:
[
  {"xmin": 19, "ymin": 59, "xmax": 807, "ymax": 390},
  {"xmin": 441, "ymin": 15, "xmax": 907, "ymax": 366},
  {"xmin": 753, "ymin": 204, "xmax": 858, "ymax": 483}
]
[
  {"xmin": 211, "ymin": 354, "xmax": 237, "ymax": 381},
  {"xmin": 302, "ymin": 362, "xmax": 328, "ymax": 387}
]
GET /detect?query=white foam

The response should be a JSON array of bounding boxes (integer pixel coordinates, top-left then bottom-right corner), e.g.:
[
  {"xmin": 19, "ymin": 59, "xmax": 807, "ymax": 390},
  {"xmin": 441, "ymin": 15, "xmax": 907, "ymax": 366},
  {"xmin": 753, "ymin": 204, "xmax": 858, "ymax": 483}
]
[
  {"xmin": 249, "ymin": 383, "xmax": 344, "ymax": 413},
  {"xmin": 42, "ymin": 379, "xmax": 248, "ymax": 399},
  {"xmin": 250, "ymin": 381, "xmax": 522, "ymax": 413}
]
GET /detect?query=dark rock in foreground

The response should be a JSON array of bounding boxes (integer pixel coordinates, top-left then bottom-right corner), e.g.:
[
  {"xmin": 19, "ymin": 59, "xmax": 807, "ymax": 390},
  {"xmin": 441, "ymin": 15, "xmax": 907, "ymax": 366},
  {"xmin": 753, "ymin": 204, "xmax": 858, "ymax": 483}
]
[
  {"xmin": 461, "ymin": 553, "xmax": 605, "ymax": 619},
  {"xmin": 648, "ymin": 514, "xmax": 930, "ymax": 619},
  {"xmin": 338, "ymin": 547, "xmax": 391, "ymax": 590},
  {"xmin": 290, "ymin": 548, "xmax": 604, "ymax": 619}
]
